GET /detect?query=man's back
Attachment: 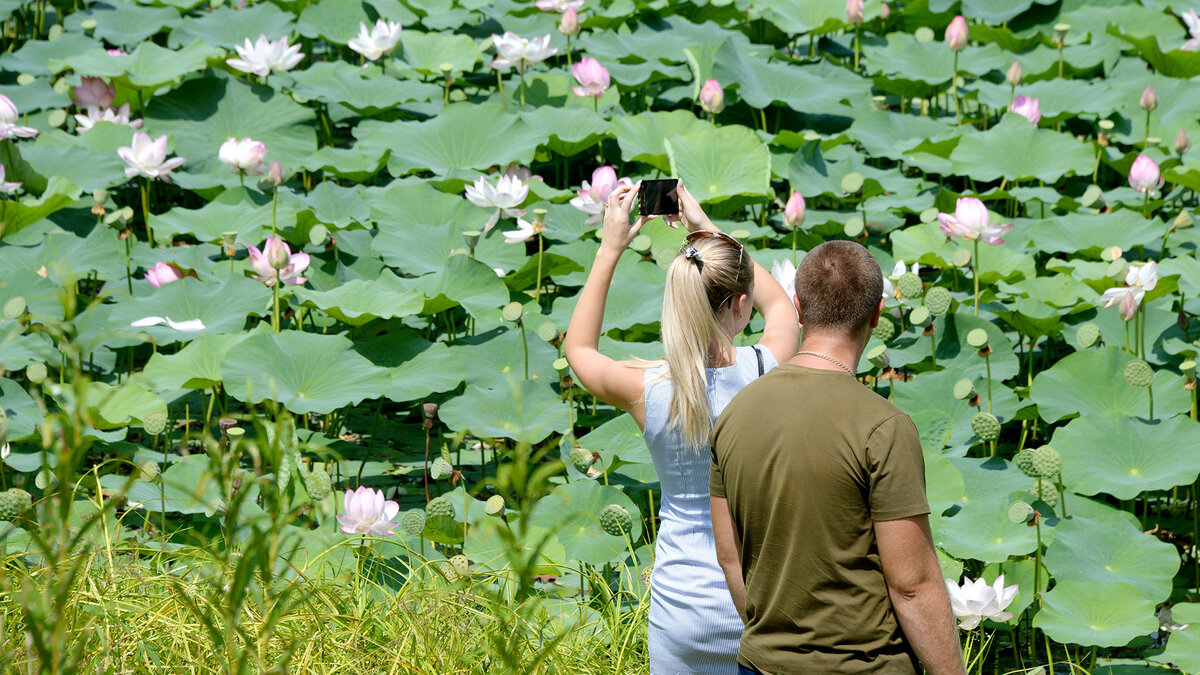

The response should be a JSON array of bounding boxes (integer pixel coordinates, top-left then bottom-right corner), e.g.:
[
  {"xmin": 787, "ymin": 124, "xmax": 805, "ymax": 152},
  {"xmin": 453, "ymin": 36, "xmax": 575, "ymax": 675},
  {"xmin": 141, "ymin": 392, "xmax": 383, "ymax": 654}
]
[{"xmin": 710, "ymin": 364, "xmax": 930, "ymax": 674}]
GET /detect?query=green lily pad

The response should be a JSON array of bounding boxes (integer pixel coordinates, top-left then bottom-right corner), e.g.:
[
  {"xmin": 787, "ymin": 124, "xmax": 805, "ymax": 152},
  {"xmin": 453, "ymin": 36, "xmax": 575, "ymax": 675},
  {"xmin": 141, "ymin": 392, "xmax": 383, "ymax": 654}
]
[
  {"xmin": 950, "ymin": 115, "xmax": 1096, "ymax": 183},
  {"xmin": 1033, "ymin": 580, "xmax": 1157, "ymax": 648},
  {"xmin": 1031, "ymin": 347, "xmax": 1193, "ymax": 422},
  {"xmin": 713, "ymin": 41, "xmax": 870, "ymax": 111},
  {"xmin": 611, "ymin": 110, "xmax": 712, "ymax": 173},
  {"xmin": 87, "ymin": 380, "xmax": 167, "ymax": 429},
  {"xmin": 289, "ymin": 61, "xmax": 439, "ymax": 115},
  {"xmin": 110, "ymin": 276, "xmax": 270, "ymax": 344},
  {"xmin": 52, "ymin": 40, "xmax": 222, "ymax": 90},
  {"xmin": 932, "ymin": 494, "xmax": 1038, "ymax": 563},
  {"xmin": 1050, "ymin": 413, "xmax": 1200, "ymax": 501},
  {"xmin": 1158, "ymin": 604, "xmax": 1200, "ymax": 674},
  {"xmin": 64, "ymin": 3, "xmax": 183, "ymax": 48},
  {"xmin": 166, "ymin": 3, "xmax": 296, "ymax": 51},
  {"xmin": 354, "ymin": 331, "xmax": 466, "ymax": 403},
  {"xmin": 527, "ymin": 480, "xmax": 642, "ymax": 566},
  {"xmin": 397, "ymin": 30, "xmax": 481, "ymax": 76},
  {"xmin": 439, "ymin": 379, "xmax": 570, "ymax": 444},
  {"xmin": 1044, "ymin": 515, "xmax": 1179, "ymax": 603},
  {"xmin": 293, "ymin": 269, "xmax": 424, "ymax": 326},
  {"xmin": 140, "ymin": 331, "xmax": 256, "ymax": 391},
  {"xmin": 665, "ymin": 125, "xmax": 771, "ymax": 205}
]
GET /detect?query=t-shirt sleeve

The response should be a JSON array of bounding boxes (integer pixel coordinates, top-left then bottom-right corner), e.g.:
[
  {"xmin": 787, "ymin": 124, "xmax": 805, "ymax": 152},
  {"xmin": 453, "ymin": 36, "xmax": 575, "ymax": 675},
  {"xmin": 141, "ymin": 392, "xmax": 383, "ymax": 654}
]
[
  {"xmin": 708, "ymin": 415, "xmax": 728, "ymax": 499},
  {"xmin": 865, "ymin": 414, "xmax": 930, "ymax": 521}
]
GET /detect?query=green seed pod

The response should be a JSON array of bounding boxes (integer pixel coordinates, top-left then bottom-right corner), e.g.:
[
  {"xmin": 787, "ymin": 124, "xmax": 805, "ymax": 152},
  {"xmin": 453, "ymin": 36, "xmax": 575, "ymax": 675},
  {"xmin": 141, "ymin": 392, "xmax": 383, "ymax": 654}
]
[
  {"xmin": 896, "ymin": 272, "xmax": 923, "ymax": 299},
  {"xmin": 1075, "ymin": 322, "xmax": 1101, "ymax": 349},
  {"xmin": 35, "ymin": 469, "xmax": 57, "ymax": 490},
  {"xmin": 867, "ymin": 344, "xmax": 889, "ymax": 369},
  {"xmin": 485, "ymin": 494, "xmax": 506, "ymax": 516},
  {"xmin": 953, "ymin": 378, "xmax": 976, "ymax": 401},
  {"xmin": 536, "ymin": 321, "xmax": 558, "ymax": 342},
  {"xmin": 142, "ymin": 412, "xmax": 168, "ymax": 437},
  {"xmin": 401, "ymin": 511, "xmax": 426, "ymax": 536},
  {"xmin": 449, "ymin": 554, "xmax": 470, "ymax": 576},
  {"xmin": 924, "ymin": 287, "xmax": 952, "ymax": 316},
  {"xmin": 2, "ymin": 296, "xmax": 26, "ymax": 319},
  {"xmin": 909, "ymin": 306, "xmax": 931, "ymax": 326},
  {"xmin": 1014, "ymin": 448, "xmax": 1038, "ymax": 478},
  {"xmin": 966, "ymin": 328, "xmax": 989, "ymax": 348},
  {"xmin": 501, "ymin": 302, "xmax": 523, "ymax": 322},
  {"xmin": 1031, "ymin": 445, "xmax": 1063, "ymax": 478},
  {"xmin": 640, "ymin": 565, "xmax": 654, "ymax": 587},
  {"xmin": 430, "ymin": 458, "xmax": 454, "ymax": 480},
  {"xmin": 440, "ymin": 445, "xmax": 452, "ymax": 465},
  {"xmin": 426, "ymin": 496, "xmax": 456, "ymax": 520},
  {"xmin": 1124, "ymin": 359, "xmax": 1153, "ymax": 388},
  {"xmin": 872, "ymin": 319, "xmax": 896, "ymax": 343},
  {"xmin": 553, "ymin": 357, "xmax": 570, "ymax": 373},
  {"xmin": 1007, "ymin": 500, "xmax": 1033, "ymax": 524},
  {"xmin": 25, "ymin": 362, "xmax": 47, "ymax": 384},
  {"xmin": 598, "ymin": 503, "xmax": 633, "ymax": 537},
  {"xmin": 971, "ymin": 411, "xmax": 1001, "ymax": 442},
  {"xmin": 570, "ymin": 448, "xmax": 594, "ymax": 473},
  {"xmin": 0, "ymin": 491, "xmax": 19, "ymax": 519},
  {"xmin": 1029, "ymin": 480, "xmax": 1058, "ymax": 508},
  {"xmin": 138, "ymin": 460, "xmax": 160, "ymax": 481},
  {"xmin": 304, "ymin": 468, "xmax": 332, "ymax": 502},
  {"xmin": 5, "ymin": 488, "xmax": 31, "ymax": 513}
]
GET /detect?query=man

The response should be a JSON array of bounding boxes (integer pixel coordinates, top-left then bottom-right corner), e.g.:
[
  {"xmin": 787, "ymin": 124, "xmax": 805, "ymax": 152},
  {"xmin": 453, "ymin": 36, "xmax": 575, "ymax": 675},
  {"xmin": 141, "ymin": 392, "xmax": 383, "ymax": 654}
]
[{"xmin": 709, "ymin": 240, "xmax": 964, "ymax": 675}]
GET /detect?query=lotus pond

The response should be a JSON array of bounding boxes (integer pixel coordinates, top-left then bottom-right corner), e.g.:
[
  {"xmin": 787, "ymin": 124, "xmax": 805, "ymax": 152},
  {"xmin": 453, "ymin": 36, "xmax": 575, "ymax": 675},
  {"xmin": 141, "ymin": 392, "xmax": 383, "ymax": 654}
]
[{"xmin": 3, "ymin": 0, "xmax": 1200, "ymax": 671}]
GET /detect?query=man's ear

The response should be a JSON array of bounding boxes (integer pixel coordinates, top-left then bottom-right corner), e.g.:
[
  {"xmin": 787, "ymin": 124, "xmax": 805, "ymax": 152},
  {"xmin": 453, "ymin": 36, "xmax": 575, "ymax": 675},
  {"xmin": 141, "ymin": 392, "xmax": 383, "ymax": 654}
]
[
  {"xmin": 869, "ymin": 296, "xmax": 885, "ymax": 328},
  {"xmin": 793, "ymin": 293, "xmax": 804, "ymax": 326}
]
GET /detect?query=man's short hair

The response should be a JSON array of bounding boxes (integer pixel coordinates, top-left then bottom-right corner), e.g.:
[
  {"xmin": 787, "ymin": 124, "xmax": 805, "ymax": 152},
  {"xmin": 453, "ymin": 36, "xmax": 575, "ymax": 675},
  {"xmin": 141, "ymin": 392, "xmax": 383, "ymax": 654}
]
[{"xmin": 794, "ymin": 240, "xmax": 883, "ymax": 333}]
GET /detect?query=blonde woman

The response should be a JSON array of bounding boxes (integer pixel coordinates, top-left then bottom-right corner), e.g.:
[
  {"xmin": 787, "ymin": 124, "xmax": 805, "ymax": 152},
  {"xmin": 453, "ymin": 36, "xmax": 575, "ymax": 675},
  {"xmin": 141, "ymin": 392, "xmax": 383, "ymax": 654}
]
[{"xmin": 565, "ymin": 182, "xmax": 799, "ymax": 673}]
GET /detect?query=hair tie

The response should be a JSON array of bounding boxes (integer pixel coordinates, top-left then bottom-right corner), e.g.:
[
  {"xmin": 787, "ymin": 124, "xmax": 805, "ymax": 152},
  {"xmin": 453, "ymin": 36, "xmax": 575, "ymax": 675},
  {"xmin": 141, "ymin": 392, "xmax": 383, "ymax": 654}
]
[{"xmin": 684, "ymin": 245, "xmax": 702, "ymax": 263}]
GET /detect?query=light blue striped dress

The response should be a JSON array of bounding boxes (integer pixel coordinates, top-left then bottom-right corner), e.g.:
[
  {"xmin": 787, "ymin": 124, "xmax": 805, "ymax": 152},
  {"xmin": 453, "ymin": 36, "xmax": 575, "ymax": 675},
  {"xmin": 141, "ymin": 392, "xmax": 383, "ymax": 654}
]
[{"xmin": 643, "ymin": 345, "xmax": 778, "ymax": 675}]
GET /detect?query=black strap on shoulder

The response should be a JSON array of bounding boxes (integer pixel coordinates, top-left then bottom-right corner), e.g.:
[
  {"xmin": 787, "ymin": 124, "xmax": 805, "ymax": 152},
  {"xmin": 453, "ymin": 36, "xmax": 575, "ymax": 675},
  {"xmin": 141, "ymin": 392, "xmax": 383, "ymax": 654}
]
[{"xmin": 752, "ymin": 345, "xmax": 765, "ymax": 377}]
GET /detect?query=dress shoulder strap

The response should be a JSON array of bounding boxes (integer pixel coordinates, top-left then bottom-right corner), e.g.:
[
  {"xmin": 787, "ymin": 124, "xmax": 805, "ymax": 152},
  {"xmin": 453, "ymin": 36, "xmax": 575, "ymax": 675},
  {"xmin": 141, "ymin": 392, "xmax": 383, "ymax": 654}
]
[{"xmin": 752, "ymin": 345, "xmax": 764, "ymax": 377}]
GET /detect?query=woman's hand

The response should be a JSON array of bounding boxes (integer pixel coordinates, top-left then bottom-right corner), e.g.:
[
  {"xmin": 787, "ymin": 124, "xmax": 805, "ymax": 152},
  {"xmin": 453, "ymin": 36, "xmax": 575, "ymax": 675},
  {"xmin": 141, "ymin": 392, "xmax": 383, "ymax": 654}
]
[
  {"xmin": 599, "ymin": 182, "xmax": 652, "ymax": 255},
  {"xmin": 673, "ymin": 182, "xmax": 719, "ymax": 233}
]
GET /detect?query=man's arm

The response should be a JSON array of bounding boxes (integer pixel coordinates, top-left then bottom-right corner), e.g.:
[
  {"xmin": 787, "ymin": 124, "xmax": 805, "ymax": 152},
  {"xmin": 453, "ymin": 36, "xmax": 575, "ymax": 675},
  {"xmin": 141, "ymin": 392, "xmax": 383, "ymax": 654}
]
[
  {"xmin": 875, "ymin": 515, "xmax": 965, "ymax": 675},
  {"xmin": 711, "ymin": 496, "xmax": 748, "ymax": 623}
]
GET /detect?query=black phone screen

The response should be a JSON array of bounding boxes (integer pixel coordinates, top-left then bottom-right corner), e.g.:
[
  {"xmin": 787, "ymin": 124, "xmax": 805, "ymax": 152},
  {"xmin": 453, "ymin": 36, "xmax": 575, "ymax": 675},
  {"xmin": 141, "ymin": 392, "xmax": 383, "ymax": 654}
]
[{"xmin": 639, "ymin": 179, "xmax": 679, "ymax": 216}]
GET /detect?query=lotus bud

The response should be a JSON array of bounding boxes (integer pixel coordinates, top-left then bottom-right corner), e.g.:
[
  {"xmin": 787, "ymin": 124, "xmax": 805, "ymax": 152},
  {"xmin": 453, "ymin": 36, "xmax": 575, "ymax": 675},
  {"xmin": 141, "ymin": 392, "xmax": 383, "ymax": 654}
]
[
  {"xmin": 1176, "ymin": 129, "xmax": 1191, "ymax": 156},
  {"xmin": 1176, "ymin": 210, "xmax": 1194, "ymax": 229},
  {"xmin": 945, "ymin": 15, "xmax": 968, "ymax": 51},
  {"xmin": 1139, "ymin": 85, "xmax": 1158, "ymax": 112},
  {"xmin": 699, "ymin": 79, "xmax": 724, "ymax": 114},
  {"xmin": 784, "ymin": 191, "xmax": 806, "ymax": 228},
  {"xmin": 1005, "ymin": 61, "xmax": 1022, "ymax": 87},
  {"xmin": 880, "ymin": 3, "xmax": 890, "ymax": 20},
  {"xmin": 846, "ymin": 0, "xmax": 864, "ymax": 25},
  {"xmin": 264, "ymin": 236, "xmax": 290, "ymax": 270},
  {"xmin": 267, "ymin": 160, "xmax": 285, "ymax": 187},
  {"xmin": 559, "ymin": 6, "xmax": 580, "ymax": 36}
]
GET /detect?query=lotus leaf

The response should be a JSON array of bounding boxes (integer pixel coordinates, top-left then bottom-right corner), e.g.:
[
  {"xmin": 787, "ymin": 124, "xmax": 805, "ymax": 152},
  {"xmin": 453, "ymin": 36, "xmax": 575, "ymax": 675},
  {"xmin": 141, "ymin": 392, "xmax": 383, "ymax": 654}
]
[
  {"xmin": 166, "ymin": 3, "xmax": 296, "ymax": 51},
  {"xmin": 527, "ymin": 480, "xmax": 642, "ymax": 566},
  {"xmin": 439, "ymin": 380, "xmax": 570, "ymax": 445},
  {"xmin": 0, "ymin": 177, "xmax": 83, "ymax": 241},
  {"xmin": 87, "ymin": 381, "xmax": 167, "ymax": 429},
  {"xmin": 397, "ymin": 30, "xmax": 481, "ymax": 76},
  {"xmin": 295, "ymin": 0, "xmax": 371, "ymax": 43},
  {"xmin": 64, "ymin": 3, "xmax": 183, "ymax": 47},
  {"xmin": 1050, "ymin": 413, "xmax": 1200, "ymax": 501},
  {"xmin": 665, "ymin": 125, "xmax": 770, "ymax": 205},
  {"xmin": 1033, "ymin": 580, "xmax": 1157, "ymax": 648},
  {"xmin": 455, "ymin": 328, "xmax": 560, "ymax": 390},
  {"xmin": 1158, "ymin": 604, "xmax": 1200, "ymax": 674},
  {"xmin": 933, "ymin": 494, "xmax": 1038, "ymax": 563},
  {"xmin": 150, "ymin": 186, "xmax": 301, "ymax": 243},
  {"xmin": 0, "ymin": 34, "xmax": 100, "ymax": 77},
  {"xmin": 1044, "ymin": 515, "xmax": 1179, "ymax": 603},
  {"xmin": 354, "ymin": 331, "xmax": 465, "ymax": 403},
  {"xmin": 464, "ymin": 519, "xmax": 566, "ymax": 575},
  {"xmin": 52, "ymin": 40, "xmax": 222, "ymax": 90},
  {"xmin": 714, "ymin": 41, "xmax": 870, "ymax": 111},
  {"xmin": 0, "ymin": 377, "xmax": 39, "ymax": 441},
  {"xmin": 951, "ymin": 116, "xmax": 1096, "ymax": 183},
  {"xmin": 293, "ymin": 269, "xmax": 423, "ymax": 326},
  {"xmin": 611, "ymin": 110, "xmax": 712, "ymax": 173},
  {"xmin": 111, "ymin": 276, "xmax": 270, "ymax": 343},
  {"xmin": 1031, "ymin": 347, "xmax": 1192, "ymax": 422},
  {"xmin": 416, "ymin": 255, "xmax": 510, "ymax": 319},
  {"xmin": 289, "ymin": 62, "xmax": 439, "ymax": 116},
  {"xmin": 141, "ymin": 332, "xmax": 255, "ymax": 391},
  {"xmin": 17, "ymin": 126, "xmax": 134, "ymax": 192}
]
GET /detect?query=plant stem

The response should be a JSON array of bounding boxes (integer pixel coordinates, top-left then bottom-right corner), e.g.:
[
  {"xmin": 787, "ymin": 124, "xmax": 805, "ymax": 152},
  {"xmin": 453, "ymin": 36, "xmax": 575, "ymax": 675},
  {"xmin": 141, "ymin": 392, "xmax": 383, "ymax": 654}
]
[
  {"xmin": 952, "ymin": 52, "xmax": 961, "ymax": 125},
  {"xmin": 497, "ymin": 71, "xmax": 506, "ymax": 111},
  {"xmin": 1144, "ymin": 108, "xmax": 1152, "ymax": 149},
  {"xmin": 140, "ymin": 179, "xmax": 155, "ymax": 248},
  {"xmin": 520, "ymin": 319, "xmax": 529, "ymax": 380},
  {"xmin": 272, "ymin": 273, "xmax": 280, "ymax": 332},
  {"xmin": 519, "ymin": 63, "xmax": 526, "ymax": 106},
  {"xmin": 985, "ymin": 351, "xmax": 993, "ymax": 415},
  {"xmin": 271, "ymin": 189, "xmax": 278, "ymax": 237},
  {"xmin": 972, "ymin": 240, "xmax": 980, "ymax": 316},
  {"xmin": 534, "ymin": 233, "xmax": 544, "ymax": 305},
  {"xmin": 853, "ymin": 25, "xmax": 860, "ymax": 71}
]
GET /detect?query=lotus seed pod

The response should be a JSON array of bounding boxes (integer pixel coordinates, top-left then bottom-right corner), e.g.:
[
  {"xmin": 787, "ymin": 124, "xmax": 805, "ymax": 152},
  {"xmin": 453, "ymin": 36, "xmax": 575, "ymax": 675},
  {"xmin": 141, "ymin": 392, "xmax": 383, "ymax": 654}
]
[
  {"xmin": 304, "ymin": 468, "xmax": 332, "ymax": 501},
  {"xmin": 142, "ymin": 412, "xmax": 168, "ymax": 436},
  {"xmin": 841, "ymin": 172, "xmax": 864, "ymax": 194},
  {"xmin": 966, "ymin": 328, "xmax": 989, "ymax": 348},
  {"xmin": 25, "ymin": 362, "xmax": 47, "ymax": 384},
  {"xmin": 501, "ymin": 302, "xmax": 523, "ymax": 322},
  {"xmin": 896, "ymin": 272, "xmax": 923, "ymax": 299},
  {"xmin": 138, "ymin": 460, "xmax": 160, "ymax": 481},
  {"xmin": 449, "ymin": 554, "xmax": 470, "ymax": 577},
  {"xmin": 570, "ymin": 448, "xmax": 594, "ymax": 473},
  {"xmin": 908, "ymin": 306, "xmax": 931, "ymax": 326},
  {"xmin": 0, "ymin": 492, "xmax": 19, "ymax": 519},
  {"xmin": 1008, "ymin": 500, "xmax": 1033, "ymax": 524},
  {"xmin": 1029, "ymin": 480, "xmax": 1058, "ymax": 508},
  {"xmin": 426, "ymin": 496, "xmax": 456, "ymax": 519},
  {"xmin": 536, "ymin": 321, "xmax": 558, "ymax": 342},
  {"xmin": 1014, "ymin": 448, "xmax": 1038, "ymax": 477},
  {"xmin": 1031, "ymin": 446, "xmax": 1062, "ymax": 478},
  {"xmin": 3, "ymin": 296, "xmax": 25, "ymax": 319},
  {"xmin": 1182, "ymin": 360, "xmax": 1197, "ymax": 376},
  {"xmin": 640, "ymin": 565, "xmax": 654, "ymax": 587},
  {"xmin": 951, "ymin": 248, "xmax": 972, "ymax": 268},
  {"xmin": 867, "ymin": 344, "xmax": 889, "ymax": 369},
  {"xmin": 6, "ymin": 488, "xmax": 31, "ymax": 513},
  {"xmin": 553, "ymin": 357, "xmax": 570, "ymax": 373},
  {"xmin": 1124, "ymin": 359, "xmax": 1153, "ymax": 388},
  {"xmin": 970, "ymin": 411, "xmax": 1001, "ymax": 442},
  {"xmin": 872, "ymin": 319, "xmax": 895, "ymax": 343},
  {"xmin": 599, "ymin": 503, "xmax": 633, "ymax": 537},
  {"xmin": 401, "ymin": 511, "xmax": 426, "ymax": 536},
  {"xmin": 952, "ymin": 378, "xmax": 976, "ymax": 401},
  {"xmin": 430, "ymin": 458, "xmax": 453, "ymax": 480},
  {"xmin": 1075, "ymin": 322, "xmax": 1101, "ymax": 349},
  {"xmin": 485, "ymin": 494, "xmax": 506, "ymax": 516},
  {"xmin": 924, "ymin": 287, "xmax": 952, "ymax": 316}
]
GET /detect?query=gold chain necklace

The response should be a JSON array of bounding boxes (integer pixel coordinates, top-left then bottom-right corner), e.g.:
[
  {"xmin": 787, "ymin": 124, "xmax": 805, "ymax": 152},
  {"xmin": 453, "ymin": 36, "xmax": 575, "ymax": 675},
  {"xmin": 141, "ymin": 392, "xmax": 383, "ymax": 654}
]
[{"xmin": 796, "ymin": 350, "xmax": 854, "ymax": 376}]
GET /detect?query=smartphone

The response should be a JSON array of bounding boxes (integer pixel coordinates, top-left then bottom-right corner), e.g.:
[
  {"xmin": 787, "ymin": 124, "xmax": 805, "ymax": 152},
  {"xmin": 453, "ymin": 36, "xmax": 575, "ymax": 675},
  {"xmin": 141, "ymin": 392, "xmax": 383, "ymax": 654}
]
[{"xmin": 639, "ymin": 179, "xmax": 679, "ymax": 216}]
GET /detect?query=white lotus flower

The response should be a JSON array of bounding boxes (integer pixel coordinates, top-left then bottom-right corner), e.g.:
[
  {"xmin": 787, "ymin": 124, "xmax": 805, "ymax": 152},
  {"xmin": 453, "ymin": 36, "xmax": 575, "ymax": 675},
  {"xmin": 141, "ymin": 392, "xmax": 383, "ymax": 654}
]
[
  {"xmin": 890, "ymin": 260, "xmax": 920, "ymax": 278},
  {"xmin": 130, "ymin": 316, "xmax": 206, "ymax": 332},
  {"xmin": 347, "ymin": 19, "xmax": 402, "ymax": 61},
  {"xmin": 1099, "ymin": 261, "xmax": 1158, "ymax": 321},
  {"xmin": 0, "ymin": 94, "xmax": 38, "ymax": 140},
  {"xmin": 226, "ymin": 34, "xmax": 304, "ymax": 76},
  {"xmin": 491, "ymin": 32, "xmax": 557, "ymax": 71},
  {"xmin": 1183, "ymin": 9, "xmax": 1200, "ymax": 51},
  {"xmin": 534, "ymin": 0, "xmax": 583, "ymax": 11},
  {"xmin": 218, "ymin": 137, "xmax": 268, "ymax": 176},
  {"xmin": 465, "ymin": 172, "xmax": 529, "ymax": 232},
  {"xmin": 74, "ymin": 104, "xmax": 143, "ymax": 134},
  {"xmin": 0, "ymin": 164, "xmax": 21, "ymax": 193},
  {"xmin": 945, "ymin": 575, "xmax": 1019, "ymax": 629},
  {"xmin": 1, "ymin": 442, "xmax": 9, "ymax": 460},
  {"xmin": 771, "ymin": 258, "xmax": 796, "ymax": 298},
  {"xmin": 503, "ymin": 217, "xmax": 541, "ymax": 244},
  {"xmin": 336, "ymin": 486, "xmax": 399, "ymax": 536},
  {"xmin": 117, "ymin": 132, "xmax": 185, "ymax": 181}
]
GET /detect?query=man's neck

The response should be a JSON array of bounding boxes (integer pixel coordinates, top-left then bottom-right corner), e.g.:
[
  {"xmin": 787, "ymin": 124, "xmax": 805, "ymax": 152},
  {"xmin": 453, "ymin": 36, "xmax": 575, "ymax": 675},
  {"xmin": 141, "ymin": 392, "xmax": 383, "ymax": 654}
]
[{"xmin": 788, "ymin": 331, "xmax": 866, "ymax": 374}]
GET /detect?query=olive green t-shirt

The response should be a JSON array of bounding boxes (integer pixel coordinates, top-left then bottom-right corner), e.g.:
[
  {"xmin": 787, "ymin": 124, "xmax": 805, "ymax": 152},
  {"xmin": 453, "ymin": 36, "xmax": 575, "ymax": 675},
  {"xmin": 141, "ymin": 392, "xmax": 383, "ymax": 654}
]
[{"xmin": 710, "ymin": 364, "xmax": 930, "ymax": 674}]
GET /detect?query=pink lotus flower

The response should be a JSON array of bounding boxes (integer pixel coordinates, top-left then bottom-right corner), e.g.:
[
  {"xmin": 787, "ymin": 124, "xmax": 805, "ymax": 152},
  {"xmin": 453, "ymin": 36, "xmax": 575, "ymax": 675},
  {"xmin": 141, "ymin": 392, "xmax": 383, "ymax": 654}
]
[
  {"xmin": 226, "ymin": 34, "xmax": 304, "ymax": 77},
  {"xmin": 1139, "ymin": 85, "xmax": 1158, "ymax": 111},
  {"xmin": 71, "ymin": 77, "xmax": 115, "ymax": 108},
  {"xmin": 267, "ymin": 160, "xmax": 285, "ymax": 186},
  {"xmin": 571, "ymin": 57, "xmax": 610, "ymax": 98},
  {"xmin": 945, "ymin": 15, "xmax": 968, "ymax": 51},
  {"xmin": 846, "ymin": 0, "xmax": 864, "ymax": 25},
  {"xmin": 145, "ymin": 262, "xmax": 186, "ymax": 288},
  {"xmin": 465, "ymin": 172, "xmax": 530, "ymax": 232},
  {"xmin": 0, "ymin": 95, "xmax": 38, "ymax": 140},
  {"xmin": 937, "ymin": 197, "xmax": 1013, "ymax": 245},
  {"xmin": 218, "ymin": 137, "xmax": 268, "ymax": 176},
  {"xmin": 559, "ymin": 6, "xmax": 580, "ymax": 35},
  {"xmin": 1184, "ymin": 9, "xmax": 1200, "ymax": 51},
  {"xmin": 1008, "ymin": 95, "xmax": 1040, "ymax": 125},
  {"xmin": 700, "ymin": 79, "xmax": 724, "ymax": 114},
  {"xmin": 246, "ymin": 236, "xmax": 309, "ymax": 286},
  {"xmin": 74, "ymin": 104, "xmax": 143, "ymax": 134},
  {"xmin": 1176, "ymin": 129, "xmax": 1191, "ymax": 156},
  {"xmin": 1128, "ymin": 154, "xmax": 1164, "ymax": 194},
  {"xmin": 336, "ymin": 486, "xmax": 399, "ymax": 537},
  {"xmin": 118, "ymin": 132, "xmax": 185, "ymax": 181},
  {"xmin": 1006, "ymin": 61, "xmax": 1022, "ymax": 86},
  {"xmin": 107, "ymin": 49, "xmax": 128, "ymax": 56},
  {"xmin": 569, "ymin": 165, "xmax": 632, "ymax": 226},
  {"xmin": 0, "ymin": 164, "xmax": 21, "ymax": 193},
  {"xmin": 347, "ymin": 19, "xmax": 402, "ymax": 62},
  {"xmin": 771, "ymin": 258, "xmax": 796, "ymax": 298},
  {"xmin": 880, "ymin": 3, "xmax": 890, "ymax": 19},
  {"xmin": 535, "ymin": 0, "xmax": 582, "ymax": 10},
  {"xmin": 945, "ymin": 575, "xmax": 1019, "ymax": 629},
  {"xmin": 1100, "ymin": 261, "xmax": 1158, "ymax": 321},
  {"xmin": 784, "ymin": 191, "xmax": 806, "ymax": 228}
]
